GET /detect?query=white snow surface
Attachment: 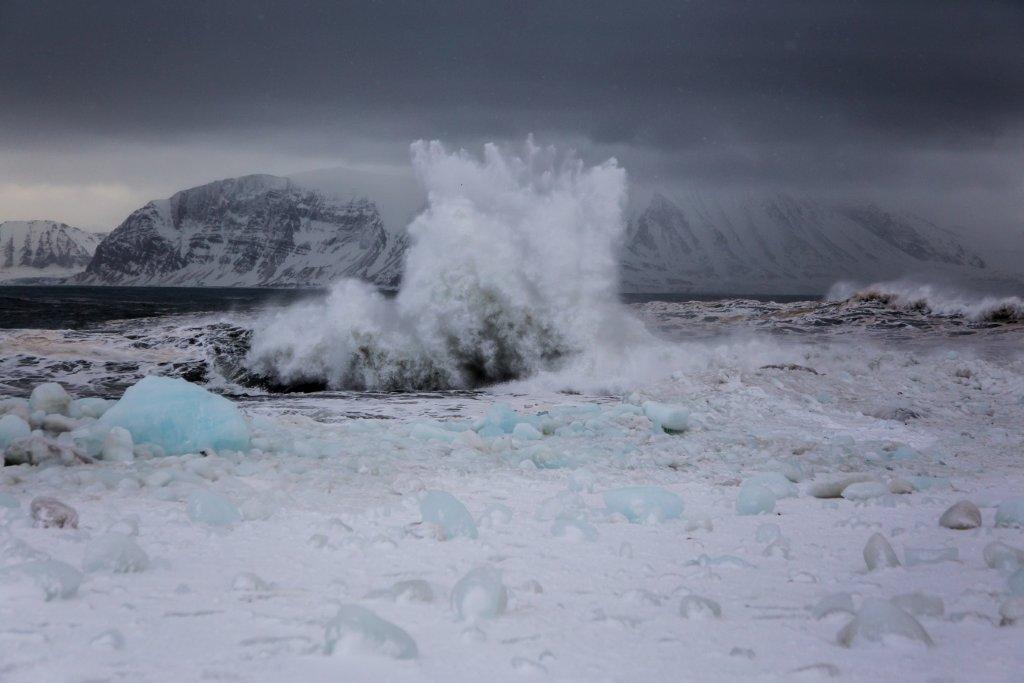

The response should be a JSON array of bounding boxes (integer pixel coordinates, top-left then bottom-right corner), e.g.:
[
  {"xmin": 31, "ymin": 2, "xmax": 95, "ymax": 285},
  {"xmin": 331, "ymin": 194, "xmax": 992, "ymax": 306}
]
[{"xmin": 2, "ymin": 335, "xmax": 1024, "ymax": 681}]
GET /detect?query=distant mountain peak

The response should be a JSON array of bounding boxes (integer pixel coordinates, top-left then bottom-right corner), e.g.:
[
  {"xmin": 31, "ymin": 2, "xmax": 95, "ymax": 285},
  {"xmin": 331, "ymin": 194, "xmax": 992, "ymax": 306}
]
[{"xmin": 0, "ymin": 220, "xmax": 101, "ymax": 283}]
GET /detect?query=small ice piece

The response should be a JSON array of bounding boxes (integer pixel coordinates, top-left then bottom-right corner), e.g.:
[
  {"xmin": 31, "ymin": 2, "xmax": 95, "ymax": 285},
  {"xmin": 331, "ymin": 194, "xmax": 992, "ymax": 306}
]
[
  {"xmin": 71, "ymin": 397, "xmax": 113, "ymax": 419},
  {"xmin": 841, "ymin": 482, "xmax": 889, "ymax": 501},
  {"xmin": 891, "ymin": 593, "xmax": 944, "ymax": 618},
  {"xmin": 0, "ymin": 492, "xmax": 18, "ymax": 509},
  {"xmin": 30, "ymin": 496, "xmax": 79, "ymax": 529},
  {"xmin": 678, "ymin": 594, "xmax": 722, "ymax": 619},
  {"xmin": 603, "ymin": 486, "xmax": 683, "ymax": 523},
  {"xmin": 937, "ymin": 500, "xmax": 981, "ymax": 530},
  {"xmin": 0, "ymin": 559, "xmax": 83, "ymax": 600},
  {"xmin": 642, "ymin": 401, "xmax": 690, "ymax": 433},
  {"xmin": 389, "ymin": 579, "xmax": 434, "ymax": 603},
  {"xmin": 837, "ymin": 598, "xmax": 933, "ymax": 647},
  {"xmin": 231, "ymin": 572, "xmax": 272, "ymax": 592},
  {"xmin": 745, "ymin": 473, "xmax": 797, "ymax": 499},
  {"xmin": 864, "ymin": 533, "xmax": 900, "ymax": 571},
  {"xmin": 809, "ymin": 593, "xmax": 855, "ymax": 619},
  {"xmin": 983, "ymin": 541, "xmax": 1024, "ymax": 571},
  {"xmin": 999, "ymin": 597, "xmax": 1024, "ymax": 626},
  {"xmin": 29, "ymin": 382, "xmax": 71, "ymax": 415},
  {"xmin": 101, "ymin": 426, "xmax": 134, "ymax": 462},
  {"xmin": 807, "ymin": 474, "xmax": 876, "ymax": 499},
  {"xmin": 186, "ymin": 489, "xmax": 242, "ymax": 526},
  {"xmin": 82, "ymin": 533, "xmax": 149, "ymax": 573},
  {"xmin": 904, "ymin": 547, "xmax": 958, "ymax": 567},
  {"xmin": 888, "ymin": 478, "xmax": 915, "ymax": 494},
  {"xmin": 419, "ymin": 491, "xmax": 478, "ymax": 540},
  {"xmin": 512, "ymin": 422, "xmax": 542, "ymax": 441},
  {"xmin": 995, "ymin": 497, "xmax": 1024, "ymax": 528},
  {"xmin": 755, "ymin": 523, "xmax": 782, "ymax": 543},
  {"xmin": 0, "ymin": 413, "xmax": 31, "ymax": 450},
  {"xmin": 98, "ymin": 376, "xmax": 250, "ymax": 456},
  {"xmin": 324, "ymin": 604, "xmax": 418, "ymax": 659},
  {"xmin": 41, "ymin": 414, "xmax": 79, "ymax": 433},
  {"xmin": 451, "ymin": 566, "xmax": 508, "ymax": 621},
  {"xmin": 90, "ymin": 629, "xmax": 125, "ymax": 650},
  {"xmin": 736, "ymin": 482, "xmax": 775, "ymax": 516},
  {"xmin": 1010, "ymin": 568, "xmax": 1024, "ymax": 596},
  {"xmin": 551, "ymin": 517, "xmax": 598, "ymax": 541}
]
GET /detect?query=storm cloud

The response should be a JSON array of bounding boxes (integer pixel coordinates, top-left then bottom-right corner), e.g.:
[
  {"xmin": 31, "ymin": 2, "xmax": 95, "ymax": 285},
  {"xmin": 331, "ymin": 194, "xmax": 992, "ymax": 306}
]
[{"xmin": 1, "ymin": 0, "xmax": 1022, "ymax": 259}]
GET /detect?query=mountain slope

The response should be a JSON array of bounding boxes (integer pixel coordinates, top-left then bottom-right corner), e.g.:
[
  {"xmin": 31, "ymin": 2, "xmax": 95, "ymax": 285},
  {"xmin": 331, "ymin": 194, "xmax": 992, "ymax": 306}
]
[
  {"xmin": 76, "ymin": 175, "xmax": 405, "ymax": 287},
  {"xmin": 0, "ymin": 220, "xmax": 102, "ymax": 282},
  {"xmin": 620, "ymin": 192, "xmax": 1005, "ymax": 294}
]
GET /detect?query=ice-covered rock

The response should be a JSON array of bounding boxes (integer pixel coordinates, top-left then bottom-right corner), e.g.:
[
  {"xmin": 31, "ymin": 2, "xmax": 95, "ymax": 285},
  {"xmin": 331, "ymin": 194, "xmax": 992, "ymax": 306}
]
[
  {"xmin": 891, "ymin": 592, "xmax": 944, "ymax": 617},
  {"xmin": 995, "ymin": 497, "xmax": 1024, "ymax": 528},
  {"xmin": 603, "ymin": 486, "xmax": 683, "ymax": 523},
  {"xmin": 324, "ymin": 604, "xmax": 418, "ymax": 659},
  {"xmin": 736, "ymin": 482, "xmax": 775, "ymax": 516},
  {"xmin": 101, "ymin": 426, "xmax": 134, "ymax": 462},
  {"xmin": 807, "ymin": 474, "xmax": 876, "ymax": 499},
  {"xmin": 0, "ymin": 413, "xmax": 31, "ymax": 451},
  {"xmin": 678, "ymin": 594, "xmax": 722, "ymax": 619},
  {"xmin": 98, "ymin": 376, "xmax": 250, "ymax": 456},
  {"xmin": 29, "ymin": 383, "xmax": 71, "ymax": 416},
  {"xmin": 864, "ymin": 533, "xmax": 901, "ymax": 571},
  {"xmin": 451, "ymin": 566, "xmax": 508, "ymax": 621},
  {"xmin": 30, "ymin": 496, "xmax": 78, "ymax": 529},
  {"xmin": 82, "ymin": 532, "xmax": 149, "ymax": 573},
  {"xmin": 419, "ymin": 491, "xmax": 478, "ymax": 540},
  {"xmin": 0, "ymin": 559, "xmax": 83, "ymax": 600},
  {"xmin": 904, "ymin": 547, "xmax": 958, "ymax": 567},
  {"xmin": 837, "ymin": 598, "xmax": 933, "ymax": 647},
  {"xmin": 983, "ymin": 541, "xmax": 1024, "ymax": 571},
  {"xmin": 939, "ymin": 500, "xmax": 981, "ymax": 529},
  {"xmin": 642, "ymin": 401, "xmax": 690, "ymax": 432},
  {"xmin": 186, "ymin": 489, "xmax": 242, "ymax": 526},
  {"xmin": 841, "ymin": 481, "xmax": 889, "ymax": 501}
]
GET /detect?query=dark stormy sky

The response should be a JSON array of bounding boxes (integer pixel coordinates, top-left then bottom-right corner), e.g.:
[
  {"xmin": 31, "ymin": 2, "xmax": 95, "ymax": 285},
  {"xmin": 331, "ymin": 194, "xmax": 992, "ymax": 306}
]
[{"xmin": 1, "ymin": 0, "xmax": 1022, "ymax": 259}]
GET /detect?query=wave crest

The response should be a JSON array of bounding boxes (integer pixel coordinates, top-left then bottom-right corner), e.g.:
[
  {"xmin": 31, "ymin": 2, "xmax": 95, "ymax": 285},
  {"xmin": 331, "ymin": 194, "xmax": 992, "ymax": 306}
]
[{"xmin": 827, "ymin": 281, "xmax": 1024, "ymax": 323}]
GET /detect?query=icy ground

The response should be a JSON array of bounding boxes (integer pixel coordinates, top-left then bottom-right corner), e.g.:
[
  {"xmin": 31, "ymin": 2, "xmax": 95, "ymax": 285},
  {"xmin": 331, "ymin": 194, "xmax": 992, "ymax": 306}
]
[{"xmin": 2, "ymin": 326, "xmax": 1024, "ymax": 681}]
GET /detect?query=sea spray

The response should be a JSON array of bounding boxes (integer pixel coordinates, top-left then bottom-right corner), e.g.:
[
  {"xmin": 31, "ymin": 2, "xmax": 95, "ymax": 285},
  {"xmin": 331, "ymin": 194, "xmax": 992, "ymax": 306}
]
[{"xmin": 243, "ymin": 139, "xmax": 651, "ymax": 390}]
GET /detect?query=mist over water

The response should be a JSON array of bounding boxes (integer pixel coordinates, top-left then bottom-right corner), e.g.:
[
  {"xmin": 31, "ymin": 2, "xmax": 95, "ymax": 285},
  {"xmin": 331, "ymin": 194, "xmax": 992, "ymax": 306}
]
[{"xmin": 244, "ymin": 140, "xmax": 653, "ymax": 391}]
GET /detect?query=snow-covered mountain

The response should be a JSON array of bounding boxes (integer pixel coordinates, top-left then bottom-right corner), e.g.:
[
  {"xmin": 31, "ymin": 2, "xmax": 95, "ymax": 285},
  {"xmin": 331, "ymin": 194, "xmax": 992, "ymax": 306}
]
[
  {"xmin": 77, "ymin": 175, "xmax": 405, "ymax": 287},
  {"xmin": 0, "ymin": 220, "xmax": 103, "ymax": 282},
  {"xmin": 620, "ymin": 192, "xmax": 1008, "ymax": 294}
]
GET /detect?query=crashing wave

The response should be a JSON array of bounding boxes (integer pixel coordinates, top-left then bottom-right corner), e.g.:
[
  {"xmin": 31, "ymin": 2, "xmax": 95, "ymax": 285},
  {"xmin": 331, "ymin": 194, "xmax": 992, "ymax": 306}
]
[
  {"xmin": 828, "ymin": 281, "xmax": 1024, "ymax": 323},
  {"xmin": 242, "ymin": 140, "xmax": 651, "ymax": 391}
]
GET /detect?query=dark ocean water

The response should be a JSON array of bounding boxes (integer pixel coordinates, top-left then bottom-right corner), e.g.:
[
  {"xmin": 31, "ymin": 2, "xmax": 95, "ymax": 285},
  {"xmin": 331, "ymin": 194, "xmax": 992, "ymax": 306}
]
[{"xmin": 0, "ymin": 286, "xmax": 819, "ymax": 330}]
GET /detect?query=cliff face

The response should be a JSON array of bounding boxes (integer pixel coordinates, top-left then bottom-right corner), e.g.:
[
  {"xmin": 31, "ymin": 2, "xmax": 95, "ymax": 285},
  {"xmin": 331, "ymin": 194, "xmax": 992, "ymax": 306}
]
[{"xmin": 0, "ymin": 220, "xmax": 102, "ymax": 281}]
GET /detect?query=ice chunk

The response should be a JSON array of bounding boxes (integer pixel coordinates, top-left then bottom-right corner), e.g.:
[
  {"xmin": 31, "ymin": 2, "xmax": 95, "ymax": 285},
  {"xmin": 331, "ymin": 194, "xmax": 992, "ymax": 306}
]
[
  {"xmin": 82, "ymin": 533, "xmax": 149, "ymax": 573},
  {"xmin": 841, "ymin": 482, "xmax": 889, "ymax": 501},
  {"xmin": 0, "ymin": 414, "xmax": 31, "ymax": 450},
  {"xmin": 1010, "ymin": 568, "xmax": 1024, "ymax": 596},
  {"xmin": 999, "ymin": 597, "xmax": 1024, "ymax": 626},
  {"xmin": 551, "ymin": 517, "xmax": 598, "ymax": 541},
  {"xmin": 101, "ymin": 426, "xmax": 134, "ymax": 462},
  {"xmin": 324, "ymin": 604, "xmax": 418, "ymax": 659},
  {"xmin": 736, "ymin": 482, "xmax": 775, "ymax": 516},
  {"xmin": 511, "ymin": 422, "xmax": 542, "ymax": 441},
  {"xmin": 71, "ymin": 397, "xmax": 113, "ymax": 419},
  {"xmin": 90, "ymin": 629, "xmax": 125, "ymax": 650},
  {"xmin": 98, "ymin": 376, "xmax": 250, "ymax": 456},
  {"xmin": 0, "ymin": 559, "xmax": 82, "ymax": 600},
  {"xmin": 29, "ymin": 382, "xmax": 71, "ymax": 415},
  {"xmin": 864, "ymin": 533, "xmax": 900, "ymax": 571},
  {"xmin": 383, "ymin": 579, "xmax": 434, "ymax": 604},
  {"xmin": 231, "ymin": 572, "xmax": 272, "ymax": 592},
  {"xmin": 419, "ymin": 491, "xmax": 478, "ymax": 540},
  {"xmin": 678, "ymin": 594, "xmax": 722, "ymax": 619},
  {"xmin": 904, "ymin": 547, "xmax": 958, "ymax": 567},
  {"xmin": 30, "ymin": 497, "xmax": 78, "ymax": 529},
  {"xmin": 983, "ymin": 541, "xmax": 1024, "ymax": 571},
  {"xmin": 807, "ymin": 474, "xmax": 875, "ymax": 499},
  {"xmin": 603, "ymin": 486, "xmax": 683, "ymax": 523},
  {"xmin": 755, "ymin": 523, "xmax": 782, "ymax": 543},
  {"xmin": 891, "ymin": 592, "xmax": 944, "ymax": 617},
  {"xmin": 186, "ymin": 489, "xmax": 242, "ymax": 526},
  {"xmin": 0, "ymin": 492, "xmax": 18, "ymax": 509},
  {"xmin": 837, "ymin": 598, "xmax": 933, "ymax": 647},
  {"xmin": 809, "ymin": 593, "xmax": 855, "ymax": 619},
  {"xmin": 642, "ymin": 401, "xmax": 690, "ymax": 433},
  {"xmin": 995, "ymin": 497, "xmax": 1024, "ymax": 528},
  {"xmin": 745, "ymin": 472, "xmax": 797, "ymax": 499},
  {"xmin": 939, "ymin": 500, "xmax": 981, "ymax": 529},
  {"xmin": 451, "ymin": 566, "xmax": 508, "ymax": 621}
]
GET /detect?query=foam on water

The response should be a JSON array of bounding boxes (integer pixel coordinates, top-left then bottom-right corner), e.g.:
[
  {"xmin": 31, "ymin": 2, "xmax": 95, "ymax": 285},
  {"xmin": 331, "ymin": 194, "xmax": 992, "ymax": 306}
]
[{"xmin": 244, "ymin": 139, "xmax": 654, "ymax": 391}]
